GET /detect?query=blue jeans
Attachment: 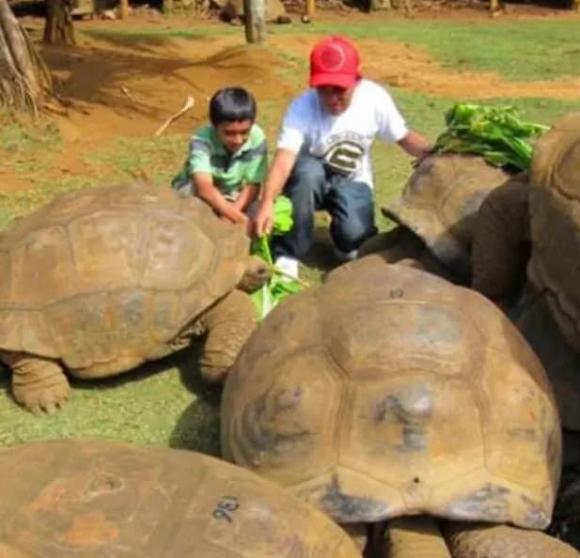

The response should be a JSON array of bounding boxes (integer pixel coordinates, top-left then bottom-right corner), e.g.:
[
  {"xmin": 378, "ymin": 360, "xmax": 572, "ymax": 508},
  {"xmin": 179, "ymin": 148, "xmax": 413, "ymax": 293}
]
[{"xmin": 273, "ymin": 156, "xmax": 377, "ymax": 259}]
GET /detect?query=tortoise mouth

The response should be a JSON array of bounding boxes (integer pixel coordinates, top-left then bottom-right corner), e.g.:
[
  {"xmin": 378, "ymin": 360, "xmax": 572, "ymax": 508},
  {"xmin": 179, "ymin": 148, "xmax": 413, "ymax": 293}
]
[{"xmin": 238, "ymin": 267, "xmax": 271, "ymax": 292}]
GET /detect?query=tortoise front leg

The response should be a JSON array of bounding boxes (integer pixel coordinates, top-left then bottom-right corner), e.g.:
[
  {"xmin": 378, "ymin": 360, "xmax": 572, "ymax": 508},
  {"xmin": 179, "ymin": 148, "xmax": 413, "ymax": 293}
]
[
  {"xmin": 1, "ymin": 351, "xmax": 70, "ymax": 414},
  {"xmin": 471, "ymin": 176, "xmax": 530, "ymax": 301},
  {"xmin": 385, "ymin": 516, "xmax": 452, "ymax": 558},
  {"xmin": 444, "ymin": 522, "xmax": 579, "ymax": 558},
  {"xmin": 197, "ymin": 289, "xmax": 256, "ymax": 384}
]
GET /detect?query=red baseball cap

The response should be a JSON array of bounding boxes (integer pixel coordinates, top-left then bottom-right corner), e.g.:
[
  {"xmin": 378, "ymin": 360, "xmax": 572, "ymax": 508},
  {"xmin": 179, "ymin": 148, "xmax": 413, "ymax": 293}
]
[{"xmin": 309, "ymin": 36, "xmax": 361, "ymax": 89}]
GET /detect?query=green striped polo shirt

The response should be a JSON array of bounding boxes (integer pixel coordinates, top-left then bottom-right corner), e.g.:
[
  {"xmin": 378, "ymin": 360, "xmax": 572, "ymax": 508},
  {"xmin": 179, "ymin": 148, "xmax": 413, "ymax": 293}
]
[{"xmin": 172, "ymin": 124, "xmax": 268, "ymax": 196}]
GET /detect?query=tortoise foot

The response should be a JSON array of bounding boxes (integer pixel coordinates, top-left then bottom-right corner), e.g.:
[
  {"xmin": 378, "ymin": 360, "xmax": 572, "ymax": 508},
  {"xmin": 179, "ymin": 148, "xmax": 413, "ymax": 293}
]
[
  {"xmin": 14, "ymin": 374, "xmax": 70, "ymax": 415},
  {"xmin": 3, "ymin": 352, "xmax": 71, "ymax": 414}
]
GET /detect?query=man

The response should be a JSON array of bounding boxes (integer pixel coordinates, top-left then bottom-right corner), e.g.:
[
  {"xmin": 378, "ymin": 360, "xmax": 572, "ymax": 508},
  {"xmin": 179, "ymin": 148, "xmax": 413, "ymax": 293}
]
[{"xmin": 254, "ymin": 35, "xmax": 433, "ymax": 279}]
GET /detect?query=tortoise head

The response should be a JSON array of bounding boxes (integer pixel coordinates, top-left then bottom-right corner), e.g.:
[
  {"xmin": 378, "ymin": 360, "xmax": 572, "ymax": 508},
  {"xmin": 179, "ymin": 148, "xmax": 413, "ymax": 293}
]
[
  {"xmin": 237, "ymin": 255, "xmax": 271, "ymax": 293},
  {"xmin": 382, "ymin": 154, "xmax": 510, "ymax": 281}
]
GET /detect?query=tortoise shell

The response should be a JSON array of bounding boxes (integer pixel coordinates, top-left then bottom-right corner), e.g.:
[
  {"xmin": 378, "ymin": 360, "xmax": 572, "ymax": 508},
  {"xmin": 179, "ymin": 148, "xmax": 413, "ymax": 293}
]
[
  {"xmin": 0, "ymin": 183, "xmax": 248, "ymax": 374},
  {"xmin": 0, "ymin": 439, "xmax": 359, "ymax": 557},
  {"xmin": 221, "ymin": 260, "xmax": 561, "ymax": 527}
]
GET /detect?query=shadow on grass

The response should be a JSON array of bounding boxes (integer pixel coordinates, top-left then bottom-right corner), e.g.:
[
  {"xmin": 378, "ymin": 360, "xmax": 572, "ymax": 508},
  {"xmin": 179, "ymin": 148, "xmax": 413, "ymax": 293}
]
[
  {"xmin": 302, "ymin": 225, "xmax": 343, "ymax": 278},
  {"xmin": 166, "ymin": 342, "xmax": 223, "ymax": 456},
  {"xmin": 0, "ymin": 341, "xmax": 222, "ymax": 455},
  {"xmin": 71, "ymin": 342, "xmax": 222, "ymax": 455}
]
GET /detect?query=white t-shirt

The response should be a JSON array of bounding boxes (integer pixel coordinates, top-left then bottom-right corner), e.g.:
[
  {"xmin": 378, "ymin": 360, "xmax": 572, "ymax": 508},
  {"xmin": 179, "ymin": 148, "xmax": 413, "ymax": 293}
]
[{"xmin": 277, "ymin": 79, "xmax": 409, "ymax": 189}]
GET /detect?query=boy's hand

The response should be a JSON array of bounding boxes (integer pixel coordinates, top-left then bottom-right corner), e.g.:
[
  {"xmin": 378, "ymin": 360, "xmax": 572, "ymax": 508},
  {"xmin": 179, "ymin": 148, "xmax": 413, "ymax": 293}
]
[
  {"xmin": 231, "ymin": 197, "xmax": 247, "ymax": 213},
  {"xmin": 221, "ymin": 207, "xmax": 253, "ymax": 236},
  {"xmin": 222, "ymin": 207, "xmax": 248, "ymax": 225}
]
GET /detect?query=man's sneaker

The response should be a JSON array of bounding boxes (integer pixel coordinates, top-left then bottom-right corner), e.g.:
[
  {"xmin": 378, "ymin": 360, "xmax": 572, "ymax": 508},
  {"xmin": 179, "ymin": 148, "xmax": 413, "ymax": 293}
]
[
  {"xmin": 274, "ymin": 256, "xmax": 299, "ymax": 281},
  {"xmin": 333, "ymin": 247, "xmax": 359, "ymax": 262}
]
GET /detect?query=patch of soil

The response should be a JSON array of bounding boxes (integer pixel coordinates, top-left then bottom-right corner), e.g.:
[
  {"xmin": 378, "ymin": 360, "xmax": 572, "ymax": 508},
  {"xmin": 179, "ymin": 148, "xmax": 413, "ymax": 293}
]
[{"xmin": 27, "ymin": 31, "xmax": 299, "ymax": 189}]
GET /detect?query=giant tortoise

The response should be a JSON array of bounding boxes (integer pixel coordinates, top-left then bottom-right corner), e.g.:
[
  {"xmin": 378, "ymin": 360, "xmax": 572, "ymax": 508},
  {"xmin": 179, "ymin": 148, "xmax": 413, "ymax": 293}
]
[
  {"xmin": 221, "ymin": 259, "xmax": 575, "ymax": 557},
  {"xmin": 364, "ymin": 153, "xmax": 510, "ymax": 282},
  {"xmin": 471, "ymin": 113, "xmax": 580, "ymax": 430},
  {"xmin": 470, "ymin": 114, "xmax": 580, "ymax": 546},
  {"xmin": 0, "ymin": 439, "xmax": 360, "ymax": 557},
  {"xmin": 472, "ymin": 112, "xmax": 580, "ymax": 341},
  {"xmin": 0, "ymin": 182, "xmax": 268, "ymax": 414}
]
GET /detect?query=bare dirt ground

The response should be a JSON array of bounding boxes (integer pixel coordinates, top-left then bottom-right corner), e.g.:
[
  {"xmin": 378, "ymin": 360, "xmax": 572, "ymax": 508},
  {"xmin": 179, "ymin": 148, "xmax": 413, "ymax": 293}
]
[{"xmin": 3, "ymin": 4, "xmax": 579, "ymax": 194}]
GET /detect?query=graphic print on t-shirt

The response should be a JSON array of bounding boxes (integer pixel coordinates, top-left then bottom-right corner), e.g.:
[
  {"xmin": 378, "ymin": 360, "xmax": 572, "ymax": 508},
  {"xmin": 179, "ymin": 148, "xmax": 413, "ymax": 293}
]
[{"xmin": 322, "ymin": 133, "xmax": 365, "ymax": 176}]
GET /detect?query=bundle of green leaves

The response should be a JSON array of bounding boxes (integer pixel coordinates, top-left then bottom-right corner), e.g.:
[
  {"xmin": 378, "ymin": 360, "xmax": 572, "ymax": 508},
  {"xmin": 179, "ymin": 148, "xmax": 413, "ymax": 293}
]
[
  {"xmin": 433, "ymin": 104, "xmax": 548, "ymax": 171},
  {"xmin": 250, "ymin": 196, "xmax": 304, "ymax": 319}
]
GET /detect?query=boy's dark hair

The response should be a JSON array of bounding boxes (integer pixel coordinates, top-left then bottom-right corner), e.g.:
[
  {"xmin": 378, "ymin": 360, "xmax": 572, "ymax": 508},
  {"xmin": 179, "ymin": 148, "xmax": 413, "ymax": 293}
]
[{"xmin": 209, "ymin": 87, "xmax": 257, "ymax": 126}]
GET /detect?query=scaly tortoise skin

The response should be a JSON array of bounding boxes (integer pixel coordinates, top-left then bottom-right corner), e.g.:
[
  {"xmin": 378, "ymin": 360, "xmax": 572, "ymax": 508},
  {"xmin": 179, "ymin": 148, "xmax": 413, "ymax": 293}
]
[
  {"xmin": 0, "ymin": 439, "xmax": 360, "ymax": 558},
  {"xmin": 221, "ymin": 258, "xmax": 575, "ymax": 558},
  {"xmin": 471, "ymin": 114, "xmax": 580, "ymax": 433},
  {"xmin": 528, "ymin": 112, "xmax": 580, "ymax": 353},
  {"xmin": 472, "ymin": 112, "xmax": 580, "ymax": 322},
  {"xmin": 379, "ymin": 153, "xmax": 510, "ymax": 282},
  {"xmin": 0, "ymin": 182, "xmax": 267, "ymax": 414}
]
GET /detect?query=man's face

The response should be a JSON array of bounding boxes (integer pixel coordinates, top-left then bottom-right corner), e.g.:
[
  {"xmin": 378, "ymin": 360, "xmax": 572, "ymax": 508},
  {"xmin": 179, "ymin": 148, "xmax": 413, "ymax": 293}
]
[
  {"xmin": 216, "ymin": 120, "xmax": 253, "ymax": 153},
  {"xmin": 316, "ymin": 85, "xmax": 356, "ymax": 116}
]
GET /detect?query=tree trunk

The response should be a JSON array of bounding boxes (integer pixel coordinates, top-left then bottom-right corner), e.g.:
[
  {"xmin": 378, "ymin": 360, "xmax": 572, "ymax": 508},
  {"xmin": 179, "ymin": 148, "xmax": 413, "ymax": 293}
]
[
  {"xmin": 243, "ymin": 0, "xmax": 265, "ymax": 44},
  {"xmin": 118, "ymin": 0, "xmax": 129, "ymax": 18},
  {"xmin": 0, "ymin": 0, "xmax": 52, "ymax": 113},
  {"xmin": 43, "ymin": 0, "xmax": 76, "ymax": 45}
]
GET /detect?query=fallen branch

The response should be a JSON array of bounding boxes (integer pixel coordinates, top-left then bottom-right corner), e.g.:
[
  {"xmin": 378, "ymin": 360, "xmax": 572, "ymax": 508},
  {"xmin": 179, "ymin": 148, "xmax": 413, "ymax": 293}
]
[
  {"xmin": 154, "ymin": 95, "xmax": 195, "ymax": 137},
  {"xmin": 42, "ymin": 101, "xmax": 68, "ymax": 115},
  {"xmin": 120, "ymin": 86, "xmax": 137, "ymax": 104}
]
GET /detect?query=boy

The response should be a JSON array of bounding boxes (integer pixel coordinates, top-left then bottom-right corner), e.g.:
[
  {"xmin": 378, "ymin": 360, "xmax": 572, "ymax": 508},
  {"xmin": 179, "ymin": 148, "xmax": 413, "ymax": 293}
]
[{"xmin": 172, "ymin": 87, "xmax": 267, "ymax": 229}]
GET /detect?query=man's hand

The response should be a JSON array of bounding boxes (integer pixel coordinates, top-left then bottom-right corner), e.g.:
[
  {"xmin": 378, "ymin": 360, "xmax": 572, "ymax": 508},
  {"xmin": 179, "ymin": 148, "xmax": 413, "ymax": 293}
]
[
  {"xmin": 411, "ymin": 148, "xmax": 435, "ymax": 169},
  {"xmin": 253, "ymin": 148, "xmax": 298, "ymax": 237},
  {"xmin": 254, "ymin": 199, "xmax": 275, "ymax": 236},
  {"xmin": 398, "ymin": 130, "xmax": 434, "ymax": 160}
]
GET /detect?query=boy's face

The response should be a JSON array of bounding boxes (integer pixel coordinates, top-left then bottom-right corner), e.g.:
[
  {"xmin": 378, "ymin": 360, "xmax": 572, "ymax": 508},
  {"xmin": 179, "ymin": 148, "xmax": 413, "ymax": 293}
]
[
  {"xmin": 216, "ymin": 120, "xmax": 253, "ymax": 153},
  {"xmin": 316, "ymin": 85, "xmax": 356, "ymax": 116}
]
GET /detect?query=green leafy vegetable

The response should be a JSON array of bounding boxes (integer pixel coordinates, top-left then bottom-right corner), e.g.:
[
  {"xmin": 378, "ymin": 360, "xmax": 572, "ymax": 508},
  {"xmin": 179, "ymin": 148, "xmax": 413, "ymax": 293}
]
[
  {"xmin": 433, "ymin": 104, "xmax": 548, "ymax": 171},
  {"xmin": 250, "ymin": 196, "xmax": 305, "ymax": 319}
]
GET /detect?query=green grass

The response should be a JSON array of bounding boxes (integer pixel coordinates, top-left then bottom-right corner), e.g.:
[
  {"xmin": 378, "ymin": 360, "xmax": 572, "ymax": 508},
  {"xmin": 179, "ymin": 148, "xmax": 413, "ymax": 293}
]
[
  {"xmin": 0, "ymin": 118, "xmax": 60, "ymax": 152},
  {"xmin": 0, "ymin": 118, "xmax": 61, "ymax": 175},
  {"xmin": 1, "ymin": 18, "xmax": 580, "ymax": 452},
  {"xmin": 86, "ymin": 18, "xmax": 580, "ymax": 80},
  {"xmin": 86, "ymin": 135, "xmax": 188, "ymax": 185},
  {"xmin": 272, "ymin": 19, "xmax": 580, "ymax": 81},
  {"xmin": 0, "ymin": 347, "xmax": 221, "ymax": 454}
]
